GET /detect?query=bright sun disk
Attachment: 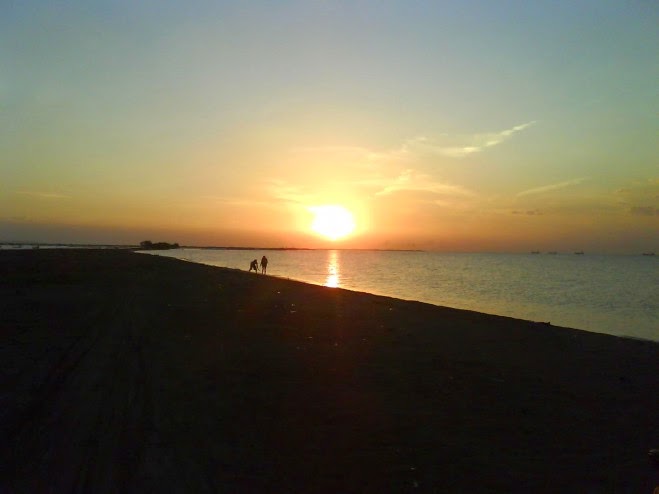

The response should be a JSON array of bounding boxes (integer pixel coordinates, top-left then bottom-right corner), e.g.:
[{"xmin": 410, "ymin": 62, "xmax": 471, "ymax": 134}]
[{"xmin": 310, "ymin": 205, "xmax": 356, "ymax": 240}]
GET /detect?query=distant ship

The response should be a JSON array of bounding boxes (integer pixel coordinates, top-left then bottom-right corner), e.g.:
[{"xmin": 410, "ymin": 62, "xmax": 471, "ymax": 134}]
[
  {"xmin": 642, "ymin": 252, "xmax": 655, "ymax": 256},
  {"xmin": 574, "ymin": 251, "xmax": 584, "ymax": 255}
]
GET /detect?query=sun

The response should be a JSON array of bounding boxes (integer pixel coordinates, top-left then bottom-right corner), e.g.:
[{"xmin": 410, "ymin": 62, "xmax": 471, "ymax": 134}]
[{"xmin": 309, "ymin": 205, "xmax": 356, "ymax": 241}]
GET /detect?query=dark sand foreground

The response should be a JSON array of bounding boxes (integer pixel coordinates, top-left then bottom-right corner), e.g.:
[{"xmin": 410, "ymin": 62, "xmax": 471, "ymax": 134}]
[{"xmin": 1, "ymin": 249, "xmax": 657, "ymax": 493}]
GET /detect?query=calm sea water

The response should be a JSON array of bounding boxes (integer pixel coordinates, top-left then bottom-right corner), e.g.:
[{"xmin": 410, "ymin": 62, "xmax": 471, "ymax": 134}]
[{"xmin": 143, "ymin": 249, "xmax": 658, "ymax": 342}]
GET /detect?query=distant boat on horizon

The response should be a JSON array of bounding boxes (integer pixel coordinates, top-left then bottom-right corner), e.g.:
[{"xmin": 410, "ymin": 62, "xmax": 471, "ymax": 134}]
[
  {"xmin": 574, "ymin": 251, "xmax": 584, "ymax": 255},
  {"xmin": 530, "ymin": 250, "xmax": 540, "ymax": 254},
  {"xmin": 642, "ymin": 252, "xmax": 655, "ymax": 256}
]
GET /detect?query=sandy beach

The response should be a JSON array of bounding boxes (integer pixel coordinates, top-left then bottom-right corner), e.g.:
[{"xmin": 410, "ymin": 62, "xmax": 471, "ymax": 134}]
[{"xmin": 1, "ymin": 249, "xmax": 657, "ymax": 493}]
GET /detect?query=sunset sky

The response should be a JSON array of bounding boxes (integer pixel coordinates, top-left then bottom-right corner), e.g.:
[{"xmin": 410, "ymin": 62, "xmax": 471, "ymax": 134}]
[{"xmin": 2, "ymin": 1, "xmax": 657, "ymax": 252}]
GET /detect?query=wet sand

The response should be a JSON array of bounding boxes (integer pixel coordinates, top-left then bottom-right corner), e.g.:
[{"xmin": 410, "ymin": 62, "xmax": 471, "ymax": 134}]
[{"xmin": 1, "ymin": 249, "xmax": 657, "ymax": 493}]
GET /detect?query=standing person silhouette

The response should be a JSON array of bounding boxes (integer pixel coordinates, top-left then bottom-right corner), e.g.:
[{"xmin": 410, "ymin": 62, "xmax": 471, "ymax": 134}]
[{"xmin": 260, "ymin": 255, "xmax": 268, "ymax": 274}]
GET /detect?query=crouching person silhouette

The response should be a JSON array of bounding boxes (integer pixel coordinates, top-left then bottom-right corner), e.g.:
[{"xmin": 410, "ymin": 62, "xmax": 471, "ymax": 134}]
[{"xmin": 249, "ymin": 259, "xmax": 258, "ymax": 272}]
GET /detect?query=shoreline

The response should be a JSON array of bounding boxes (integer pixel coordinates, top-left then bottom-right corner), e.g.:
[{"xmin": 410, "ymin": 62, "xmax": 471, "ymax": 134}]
[
  {"xmin": 1, "ymin": 249, "xmax": 657, "ymax": 492},
  {"xmin": 138, "ymin": 249, "xmax": 659, "ymax": 343},
  {"xmin": 239, "ymin": 272, "xmax": 657, "ymax": 344}
]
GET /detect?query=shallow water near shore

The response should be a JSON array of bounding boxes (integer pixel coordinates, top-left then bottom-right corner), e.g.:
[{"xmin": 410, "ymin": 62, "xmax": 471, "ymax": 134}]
[{"xmin": 142, "ymin": 249, "xmax": 658, "ymax": 342}]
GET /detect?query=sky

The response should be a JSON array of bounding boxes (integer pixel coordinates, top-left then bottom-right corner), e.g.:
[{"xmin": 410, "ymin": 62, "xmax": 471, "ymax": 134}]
[{"xmin": 2, "ymin": 0, "xmax": 658, "ymax": 252}]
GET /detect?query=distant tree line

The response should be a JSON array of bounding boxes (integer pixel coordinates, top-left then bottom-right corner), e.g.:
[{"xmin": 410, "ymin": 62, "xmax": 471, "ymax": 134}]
[{"xmin": 139, "ymin": 240, "xmax": 180, "ymax": 250}]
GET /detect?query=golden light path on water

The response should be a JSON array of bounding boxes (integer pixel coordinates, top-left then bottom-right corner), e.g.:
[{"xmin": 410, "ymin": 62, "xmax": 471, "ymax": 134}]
[{"xmin": 325, "ymin": 250, "xmax": 340, "ymax": 288}]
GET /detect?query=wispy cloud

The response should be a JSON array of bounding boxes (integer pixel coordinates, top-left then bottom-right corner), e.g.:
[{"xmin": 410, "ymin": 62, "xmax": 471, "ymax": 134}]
[
  {"xmin": 374, "ymin": 169, "xmax": 474, "ymax": 198},
  {"xmin": 629, "ymin": 206, "xmax": 658, "ymax": 216},
  {"xmin": 620, "ymin": 179, "xmax": 659, "ymax": 216},
  {"xmin": 402, "ymin": 121, "xmax": 537, "ymax": 159},
  {"xmin": 197, "ymin": 195, "xmax": 271, "ymax": 208},
  {"xmin": 615, "ymin": 178, "xmax": 659, "ymax": 208},
  {"xmin": 274, "ymin": 122, "xmax": 535, "ymax": 208},
  {"xmin": 264, "ymin": 179, "xmax": 314, "ymax": 204},
  {"xmin": 512, "ymin": 209, "xmax": 544, "ymax": 216},
  {"xmin": 516, "ymin": 178, "xmax": 587, "ymax": 197},
  {"xmin": 261, "ymin": 168, "xmax": 475, "ymax": 212},
  {"xmin": 287, "ymin": 121, "xmax": 537, "ymax": 167},
  {"xmin": 15, "ymin": 190, "xmax": 70, "ymax": 199}
]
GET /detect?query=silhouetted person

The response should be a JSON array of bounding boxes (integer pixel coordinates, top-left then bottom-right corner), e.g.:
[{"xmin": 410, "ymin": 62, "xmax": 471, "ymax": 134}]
[
  {"xmin": 249, "ymin": 259, "xmax": 258, "ymax": 272},
  {"xmin": 260, "ymin": 255, "xmax": 268, "ymax": 274}
]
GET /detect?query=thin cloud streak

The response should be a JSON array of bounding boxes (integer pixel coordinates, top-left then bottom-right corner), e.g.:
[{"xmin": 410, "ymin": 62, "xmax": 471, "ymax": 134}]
[
  {"xmin": 264, "ymin": 179, "xmax": 314, "ymax": 205},
  {"xmin": 629, "ymin": 206, "xmax": 659, "ymax": 216},
  {"xmin": 287, "ymin": 121, "xmax": 537, "ymax": 167},
  {"xmin": 15, "ymin": 190, "xmax": 70, "ymax": 200},
  {"xmin": 403, "ymin": 121, "xmax": 537, "ymax": 159},
  {"xmin": 517, "ymin": 178, "xmax": 588, "ymax": 197},
  {"xmin": 374, "ymin": 169, "xmax": 474, "ymax": 197}
]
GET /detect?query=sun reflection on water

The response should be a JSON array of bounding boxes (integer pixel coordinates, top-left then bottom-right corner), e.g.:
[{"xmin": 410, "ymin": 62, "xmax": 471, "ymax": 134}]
[{"xmin": 325, "ymin": 250, "xmax": 340, "ymax": 288}]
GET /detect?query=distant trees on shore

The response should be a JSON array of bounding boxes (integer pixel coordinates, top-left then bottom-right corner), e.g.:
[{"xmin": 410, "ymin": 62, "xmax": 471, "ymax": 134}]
[{"xmin": 139, "ymin": 240, "xmax": 180, "ymax": 250}]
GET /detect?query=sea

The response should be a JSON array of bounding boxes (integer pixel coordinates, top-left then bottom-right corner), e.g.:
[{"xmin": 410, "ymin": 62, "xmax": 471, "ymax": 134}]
[{"xmin": 139, "ymin": 248, "xmax": 658, "ymax": 342}]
